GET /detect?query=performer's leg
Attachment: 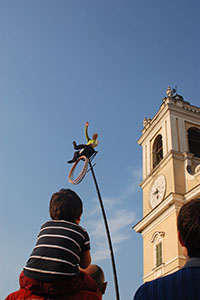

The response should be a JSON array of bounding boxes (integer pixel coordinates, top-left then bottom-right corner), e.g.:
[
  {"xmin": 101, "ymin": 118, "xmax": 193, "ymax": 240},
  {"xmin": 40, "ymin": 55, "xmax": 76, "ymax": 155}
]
[
  {"xmin": 67, "ymin": 151, "xmax": 80, "ymax": 164},
  {"xmin": 82, "ymin": 146, "xmax": 95, "ymax": 158},
  {"xmin": 73, "ymin": 141, "xmax": 87, "ymax": 150}
]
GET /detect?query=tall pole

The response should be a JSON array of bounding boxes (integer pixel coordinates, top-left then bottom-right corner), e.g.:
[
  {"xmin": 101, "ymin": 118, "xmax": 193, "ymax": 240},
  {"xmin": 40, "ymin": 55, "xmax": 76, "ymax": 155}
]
[{"xmin": 88, "ymin": 160, "xmax": 120, "ymax": 300}]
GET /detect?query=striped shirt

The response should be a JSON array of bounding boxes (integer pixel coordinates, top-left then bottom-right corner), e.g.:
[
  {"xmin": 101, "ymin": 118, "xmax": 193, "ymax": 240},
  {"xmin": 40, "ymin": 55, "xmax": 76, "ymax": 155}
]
[
  {"xmin": 134, "ymin": 258, "xmax": 200, "ymax": 300},
  {"xmin": 24, "ymin": 220, "xmax": 90, "ymax": 281}
]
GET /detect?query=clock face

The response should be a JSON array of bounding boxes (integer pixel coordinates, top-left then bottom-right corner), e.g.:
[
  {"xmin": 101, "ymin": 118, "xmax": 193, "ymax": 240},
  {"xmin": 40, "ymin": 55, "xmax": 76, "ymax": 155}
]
[{"xmin": 149, "ymin": 175, "xmax": 166, "ymax": 209}]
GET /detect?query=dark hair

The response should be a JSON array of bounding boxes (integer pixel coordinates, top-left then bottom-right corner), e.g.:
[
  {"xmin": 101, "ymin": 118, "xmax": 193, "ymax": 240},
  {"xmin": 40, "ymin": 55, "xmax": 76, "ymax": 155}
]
[
  {"xmin": 49, "ymin": 189, "xmax": 83, "ymax": 222},
  {"xmin": 177, "ymin": 198, "xmax": 200, "ymax": 258}
]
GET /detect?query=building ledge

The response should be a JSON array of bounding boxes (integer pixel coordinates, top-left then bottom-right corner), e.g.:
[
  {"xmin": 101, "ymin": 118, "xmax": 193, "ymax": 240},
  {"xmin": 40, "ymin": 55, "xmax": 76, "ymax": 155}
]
[{"xmin": 133, "ymin": 193, "xmax": 184, "ymax": 233}]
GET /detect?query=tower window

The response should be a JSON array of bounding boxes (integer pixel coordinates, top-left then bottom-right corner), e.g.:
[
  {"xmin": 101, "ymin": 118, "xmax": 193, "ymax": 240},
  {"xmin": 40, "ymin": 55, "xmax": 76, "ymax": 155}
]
[
  {"xmin": 151, "ymin": 231, "xmax": 165, "ymax": 271},
  {"xmin": 156, "ymin": 242, "xmax": 163, "ymax": 267},
  {"xmin": 188, "ymin": 128, "xmax": 200, "ymax": 158},
  {"xmin": 153, "ymin": 135, "xmax": 163, "ymax": 168}
]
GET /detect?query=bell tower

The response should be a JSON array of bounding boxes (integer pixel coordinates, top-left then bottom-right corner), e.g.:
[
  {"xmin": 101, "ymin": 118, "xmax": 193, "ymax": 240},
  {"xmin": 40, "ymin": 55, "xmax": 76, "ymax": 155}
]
[{"xmin": 134, "ymin": 87, "xmax": 200, "ymax": 281}]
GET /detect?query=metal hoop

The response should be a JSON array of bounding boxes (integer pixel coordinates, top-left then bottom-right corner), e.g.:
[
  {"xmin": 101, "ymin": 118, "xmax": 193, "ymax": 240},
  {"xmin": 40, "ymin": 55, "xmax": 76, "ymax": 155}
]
[{"xmin": 68, "ymin": 156, "xmax": 88, "ymax": 185}]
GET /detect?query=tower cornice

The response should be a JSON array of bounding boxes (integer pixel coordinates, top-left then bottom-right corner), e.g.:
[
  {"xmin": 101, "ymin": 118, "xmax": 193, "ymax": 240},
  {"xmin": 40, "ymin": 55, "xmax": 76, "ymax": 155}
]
[
  {"xmin": 138, "ymin": 96, "xmax": 200, "ymax": 146},
  {"xmin": 133, "ymin": 193, "xmax": 184, "ymax": 234}
]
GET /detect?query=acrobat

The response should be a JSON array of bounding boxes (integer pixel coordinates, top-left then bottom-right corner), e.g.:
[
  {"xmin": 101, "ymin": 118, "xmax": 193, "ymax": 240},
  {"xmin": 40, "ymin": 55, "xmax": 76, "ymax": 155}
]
[{"xmin": 67, "ymin": 122, "xmax": 99, "ymax": 164}]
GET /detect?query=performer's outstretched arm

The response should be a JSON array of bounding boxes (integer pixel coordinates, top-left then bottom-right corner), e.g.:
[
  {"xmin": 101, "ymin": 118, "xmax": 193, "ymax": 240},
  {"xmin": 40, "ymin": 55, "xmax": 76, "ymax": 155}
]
[{"xmin": 85, "ymin": 121, "xmax": 90, "ymax": 142}]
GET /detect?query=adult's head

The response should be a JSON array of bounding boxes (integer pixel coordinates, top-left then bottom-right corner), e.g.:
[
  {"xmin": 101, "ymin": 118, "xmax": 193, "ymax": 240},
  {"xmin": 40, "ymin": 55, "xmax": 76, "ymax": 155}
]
[
  {"xmin": 85, "ymin": 264, "xmax": 107, "ymax": 295},
  {"xmin": 177, "ymin": 198, "xmax": 200, "ymax": 258},
  {"xmin": 49, "ymin": 189, "xmax": 83, "ymax": 223}
]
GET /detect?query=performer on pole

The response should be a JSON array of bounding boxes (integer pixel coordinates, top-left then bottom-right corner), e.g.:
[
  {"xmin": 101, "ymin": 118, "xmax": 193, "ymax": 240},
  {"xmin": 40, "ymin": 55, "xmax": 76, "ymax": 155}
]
[{"xmin": 67, "ymin": 122, "xmax": 99, "ymax": 164}]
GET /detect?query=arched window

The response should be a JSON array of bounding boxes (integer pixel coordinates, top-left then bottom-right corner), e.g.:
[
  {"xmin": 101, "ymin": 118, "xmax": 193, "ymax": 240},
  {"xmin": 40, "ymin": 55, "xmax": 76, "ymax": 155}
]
[
  {"xmin": 153, "ymin": 135, "xmax": 163, "ymax": 168},
  {"xmin": 188, "ymin": 127, "xmax": 200, "ymax": 158},
  {"xmin": 151, "ymin": 231, "xmax": 165, "ymax": 269},
  {"xmin": 156, "ymin": 242, "xmax": 162, "ymax": 267}
]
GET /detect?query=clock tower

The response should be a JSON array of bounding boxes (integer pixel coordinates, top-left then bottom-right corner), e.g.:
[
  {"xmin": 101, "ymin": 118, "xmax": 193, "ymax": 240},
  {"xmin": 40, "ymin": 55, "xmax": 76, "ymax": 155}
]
[{"xmin": 134, "ymin": 87, "xmax": 200, "ymax": 282}]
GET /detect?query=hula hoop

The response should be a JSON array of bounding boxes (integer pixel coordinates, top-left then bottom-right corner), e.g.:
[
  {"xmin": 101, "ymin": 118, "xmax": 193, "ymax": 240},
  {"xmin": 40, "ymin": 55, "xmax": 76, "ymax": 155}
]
[{"xmin": 68, "ymin": 156, "xmax": 88, "ymax": 185}]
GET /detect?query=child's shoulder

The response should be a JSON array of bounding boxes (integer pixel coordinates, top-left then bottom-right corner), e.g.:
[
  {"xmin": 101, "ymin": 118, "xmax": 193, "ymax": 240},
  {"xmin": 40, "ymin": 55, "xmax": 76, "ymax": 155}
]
[{"xmin": 41, "ymin": 219, "xmax": 87, "ymax": 233}]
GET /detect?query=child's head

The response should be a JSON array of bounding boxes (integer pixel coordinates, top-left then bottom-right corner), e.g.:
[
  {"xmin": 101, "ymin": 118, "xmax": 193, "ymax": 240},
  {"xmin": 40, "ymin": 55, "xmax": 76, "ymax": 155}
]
[{"xmin": 49, "ymin": 189, "xmax": 83, "ymax": 223}]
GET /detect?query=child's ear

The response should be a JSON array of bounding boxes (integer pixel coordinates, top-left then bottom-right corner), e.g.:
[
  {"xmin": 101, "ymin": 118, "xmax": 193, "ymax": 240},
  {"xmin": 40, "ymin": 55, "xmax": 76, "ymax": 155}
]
[{"xmin": 75, "ymin": 214, "xmax": 82, "ymax": 224}]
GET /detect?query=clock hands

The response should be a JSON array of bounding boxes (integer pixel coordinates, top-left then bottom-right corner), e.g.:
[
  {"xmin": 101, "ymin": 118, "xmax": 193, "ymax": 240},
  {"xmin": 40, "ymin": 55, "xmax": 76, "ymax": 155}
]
[
  {"xmin": 153, "ymin": 188, "xmax": 159, "ymax": 195},
  {"xmin": 150, "ymin": 175, "xmax": 166, "ymax": 209},
  {"xmin": 153, "ymin": 188, "xmax": 160, "ymax": 200}
]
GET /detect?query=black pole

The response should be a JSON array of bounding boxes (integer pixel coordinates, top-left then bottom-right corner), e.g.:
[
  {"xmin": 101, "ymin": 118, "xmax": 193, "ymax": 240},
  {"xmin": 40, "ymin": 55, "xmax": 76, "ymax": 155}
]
[{"xmin": 88, "ymin": 160, "xmax": 120, "ymax": 300}]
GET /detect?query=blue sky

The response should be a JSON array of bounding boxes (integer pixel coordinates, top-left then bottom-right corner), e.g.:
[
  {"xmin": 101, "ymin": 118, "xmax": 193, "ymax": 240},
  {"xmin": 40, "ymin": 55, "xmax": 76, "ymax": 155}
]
[{"xmin": 1, "ymin": 1, "xmax": 200, "ymax": 299}]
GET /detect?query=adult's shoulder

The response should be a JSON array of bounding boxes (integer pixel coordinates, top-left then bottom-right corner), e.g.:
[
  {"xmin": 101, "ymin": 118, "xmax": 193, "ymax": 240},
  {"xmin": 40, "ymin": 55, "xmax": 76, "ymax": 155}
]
[
  {"xmin": 133, "ymin": 267, "xmax": 200, "ymax": 300},
  {"xmin": 133, "ymin": 269, "xmax": 180, "ymax": 300},
  {"xmin": 133, "ymin": 282, "xmax": 145, "ymax": 300}
]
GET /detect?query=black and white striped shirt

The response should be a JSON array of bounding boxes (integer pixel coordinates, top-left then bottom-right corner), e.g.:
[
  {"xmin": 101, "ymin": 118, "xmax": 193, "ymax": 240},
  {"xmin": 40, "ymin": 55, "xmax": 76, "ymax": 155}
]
[{"xmin": 24, "ymin": 220, "xmax": 90, "ymax": 281}]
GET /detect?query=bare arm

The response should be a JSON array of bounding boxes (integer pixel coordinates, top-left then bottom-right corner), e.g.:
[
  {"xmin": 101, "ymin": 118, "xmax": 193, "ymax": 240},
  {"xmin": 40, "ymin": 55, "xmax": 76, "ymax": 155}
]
[{"xmin": 79, "ymin": 250, "xmax": 91, "ymax": 269}]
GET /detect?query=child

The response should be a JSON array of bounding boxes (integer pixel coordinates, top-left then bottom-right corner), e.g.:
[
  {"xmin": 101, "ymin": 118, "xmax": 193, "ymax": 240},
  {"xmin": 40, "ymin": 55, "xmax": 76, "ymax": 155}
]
[{"xmin": 19, "ymin": 189, "xmax": 97, "ymax": 297}]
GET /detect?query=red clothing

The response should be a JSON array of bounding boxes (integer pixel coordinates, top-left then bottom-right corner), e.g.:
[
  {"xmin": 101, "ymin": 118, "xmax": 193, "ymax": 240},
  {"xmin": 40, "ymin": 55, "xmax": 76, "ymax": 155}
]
[
  {"xmin": 18, "ymin": 271, "xmax": 97, "ymax": 296},
  {"xmin": 5, "ymin": 271, "xmax": 101, "ymax": 300},
  {"xmin": 5, "ymin": 289, "xmax": 44, "ymax": 300},
  {"xmin": 5, "ymin": 289, "xmax": 102, "ymax": 300},
  {"xmin": 59, "ymin": 290, "xmax": 102, "ymax": 300}
]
